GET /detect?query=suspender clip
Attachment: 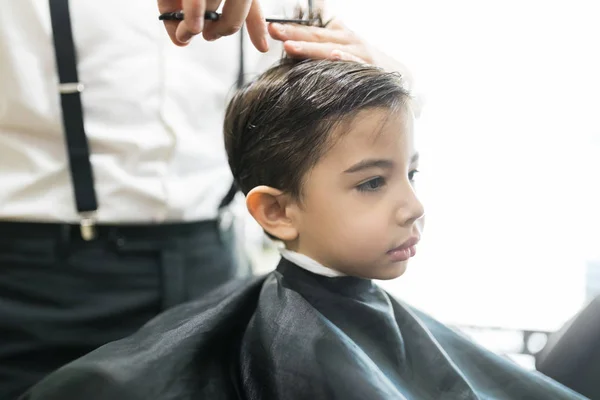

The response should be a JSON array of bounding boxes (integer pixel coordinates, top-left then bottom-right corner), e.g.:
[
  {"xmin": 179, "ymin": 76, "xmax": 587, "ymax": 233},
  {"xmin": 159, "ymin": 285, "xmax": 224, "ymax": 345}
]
[
  {"xmin": 59, "ymin": 82, "xmax": 85, "ymax": 94},
  {"xmin": 80, "ymin": 212, "xmax": 97, "ymax": 241}
]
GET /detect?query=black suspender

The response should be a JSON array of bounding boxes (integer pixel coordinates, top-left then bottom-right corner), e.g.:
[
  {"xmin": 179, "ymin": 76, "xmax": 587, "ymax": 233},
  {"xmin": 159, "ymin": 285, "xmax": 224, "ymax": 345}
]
[
  {"xmin": 48, "ymin": 1, "xmax": 240, "ymax": 238},
  {"xmin": 49, "ymin": 0, "xmax": 98, "ymax": 240}
]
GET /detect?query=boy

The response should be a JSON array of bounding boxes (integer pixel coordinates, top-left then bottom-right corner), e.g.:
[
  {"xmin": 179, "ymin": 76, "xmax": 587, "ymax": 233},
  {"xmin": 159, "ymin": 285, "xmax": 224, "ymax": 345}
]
[{"xmin": 21, "ymin": 59, "xmax": 586, "ymax": 400}]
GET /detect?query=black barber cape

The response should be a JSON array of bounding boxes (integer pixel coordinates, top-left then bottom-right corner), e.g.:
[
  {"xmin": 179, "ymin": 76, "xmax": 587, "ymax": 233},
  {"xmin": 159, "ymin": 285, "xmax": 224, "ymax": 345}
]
[{"xmin": 21, "ymin": 258, "xmax": 587, "ymax": 400}]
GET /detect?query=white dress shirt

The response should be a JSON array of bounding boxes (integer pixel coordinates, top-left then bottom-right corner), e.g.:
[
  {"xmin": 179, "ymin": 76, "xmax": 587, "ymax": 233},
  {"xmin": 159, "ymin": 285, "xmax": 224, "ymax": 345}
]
[
  {"xmin": 0, "ymin": 0, "xmax": 298, "ymax": 223},
  {"xmin": 279, "ymin": 248, "xmax": 346, "ymax": 277}
]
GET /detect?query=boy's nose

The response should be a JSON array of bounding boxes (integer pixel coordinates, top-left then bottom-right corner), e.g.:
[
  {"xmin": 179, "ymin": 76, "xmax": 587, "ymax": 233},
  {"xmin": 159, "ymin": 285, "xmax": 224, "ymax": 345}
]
[{"xmin": 395, "ymin": 185, "xmax": 425, "ymax": 227}]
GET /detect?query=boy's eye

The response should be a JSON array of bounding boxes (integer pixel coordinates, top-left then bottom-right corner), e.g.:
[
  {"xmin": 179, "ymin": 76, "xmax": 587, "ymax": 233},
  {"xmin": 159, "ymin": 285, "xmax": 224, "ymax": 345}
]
[
  {"xmin": 357, "ymin": 177, "xmax": 386, "ymax": 192},
  {"xmin": 409, "ymin": 169, "xmax": 420, "ymax": 183}
]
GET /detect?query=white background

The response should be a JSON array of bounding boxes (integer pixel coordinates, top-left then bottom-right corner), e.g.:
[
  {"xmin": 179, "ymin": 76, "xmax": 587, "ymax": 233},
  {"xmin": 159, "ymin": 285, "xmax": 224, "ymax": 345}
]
[{"xmin": 325, "ymin": 0, "xmax": 600, "ymax": 331}]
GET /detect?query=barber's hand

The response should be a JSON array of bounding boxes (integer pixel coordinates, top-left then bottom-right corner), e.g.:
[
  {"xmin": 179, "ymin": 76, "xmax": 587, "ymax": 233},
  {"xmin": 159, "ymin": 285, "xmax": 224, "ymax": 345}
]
[
  {"xmin": 158, "ymin": 0, "xmax": 269, "ymax": 52},
  {"xmin": 268, "ymin": 19, "xmax": 413, "ymax": 87},
  {"xmin": 268, "ymin": 20, "xmax": 370, "ymax": 62}
]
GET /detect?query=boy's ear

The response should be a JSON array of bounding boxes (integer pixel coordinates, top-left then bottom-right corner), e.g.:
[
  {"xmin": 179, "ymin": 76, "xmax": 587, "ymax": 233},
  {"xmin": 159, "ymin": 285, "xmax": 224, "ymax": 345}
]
[{"xmin": 246, "ymin": 186, "xmax": 299, "ymax": 242}]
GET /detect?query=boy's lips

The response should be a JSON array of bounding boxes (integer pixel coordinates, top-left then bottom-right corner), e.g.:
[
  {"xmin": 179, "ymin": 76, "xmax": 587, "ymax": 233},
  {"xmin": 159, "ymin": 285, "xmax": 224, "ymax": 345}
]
[{"xmin": 387, "ymin": 236, "xmax": 420, "ymax": 262}]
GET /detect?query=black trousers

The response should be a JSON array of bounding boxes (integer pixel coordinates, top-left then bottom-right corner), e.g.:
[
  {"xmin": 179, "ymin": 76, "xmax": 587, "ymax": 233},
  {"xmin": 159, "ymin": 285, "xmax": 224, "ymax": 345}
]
[{"xmin": 0, "ymin": 220, "xmax": 243, "ymax": 399}]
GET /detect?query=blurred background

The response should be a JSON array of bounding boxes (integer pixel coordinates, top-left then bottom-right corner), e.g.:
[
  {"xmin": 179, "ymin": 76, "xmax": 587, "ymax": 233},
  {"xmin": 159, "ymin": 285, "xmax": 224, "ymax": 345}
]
[{"xmin": 243, "ymin": 0, "xmax": 600, "ymax": 369}]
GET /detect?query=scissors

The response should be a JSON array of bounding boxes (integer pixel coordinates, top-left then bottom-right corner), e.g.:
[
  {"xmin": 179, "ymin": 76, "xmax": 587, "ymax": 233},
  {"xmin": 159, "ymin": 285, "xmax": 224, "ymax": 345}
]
[{"xmin": 159, "ymin": 11, "xmax": 318, "ymax": 25}]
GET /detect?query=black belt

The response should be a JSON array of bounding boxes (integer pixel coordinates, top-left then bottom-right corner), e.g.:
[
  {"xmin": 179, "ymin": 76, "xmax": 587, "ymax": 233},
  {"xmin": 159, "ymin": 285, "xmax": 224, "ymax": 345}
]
[
  {"xmin": 48, "ymin": 0, "xmax": 241, "ymax": 241},
  {"xmin": 0, "ymin": 220, "xmax": 218, "ymax": 242}
]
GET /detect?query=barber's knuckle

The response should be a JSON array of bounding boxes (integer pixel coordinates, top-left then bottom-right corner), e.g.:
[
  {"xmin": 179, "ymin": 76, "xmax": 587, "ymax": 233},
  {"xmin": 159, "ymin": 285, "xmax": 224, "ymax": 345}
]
[
  {"xmin": 188, "ymin": 25, "xmax": 203, "ymax": 35},
  {"xmin": 347, "ymin": 30, "xmax": 358, "ymax": 41},
  {"xmin": 312, "ymin": 28, "xmax": 326, "ymax": 41},
  {"xmin": 221, "ymin": 23, "xmax": 243, "ymax": 36},
  {"xmin": 331, "ymin": 19, "xmax": 345, "ymax": 29}
]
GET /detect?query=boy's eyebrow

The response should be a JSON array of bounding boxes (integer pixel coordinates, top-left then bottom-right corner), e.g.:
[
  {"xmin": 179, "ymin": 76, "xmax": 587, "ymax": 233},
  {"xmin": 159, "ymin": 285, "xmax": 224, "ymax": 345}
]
[
  {"xmin": 344, "ymin": 159, "xmax": 394, "ymax": 174},
  {"xmin": 344, "ymin": 153, "xmax": 420, "ymax": 174}
]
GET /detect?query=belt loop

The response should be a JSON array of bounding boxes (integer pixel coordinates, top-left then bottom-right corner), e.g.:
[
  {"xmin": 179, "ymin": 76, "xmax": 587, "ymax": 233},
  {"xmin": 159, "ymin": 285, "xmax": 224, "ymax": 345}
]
[
  {"xmin": 80, "ymin": 211, "xmax": 97, "ymax": 241},
  {"xmin": 56, "ymin": 223, "xmax": 72, "ymax": 258},
  {"xmin": 59, "ymin": 224, "xmax": 72, "ymax": 244},
  {"xmin": 107, "ymin": 227, "xmax": 126, "ymax": 251}
]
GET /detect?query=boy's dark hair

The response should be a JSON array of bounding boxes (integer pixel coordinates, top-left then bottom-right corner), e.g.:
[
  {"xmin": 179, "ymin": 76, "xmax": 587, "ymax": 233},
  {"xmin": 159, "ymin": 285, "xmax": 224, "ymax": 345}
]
[{"xmin": 224, "ymin": 58, "xmax": 410, "ymax": 199}]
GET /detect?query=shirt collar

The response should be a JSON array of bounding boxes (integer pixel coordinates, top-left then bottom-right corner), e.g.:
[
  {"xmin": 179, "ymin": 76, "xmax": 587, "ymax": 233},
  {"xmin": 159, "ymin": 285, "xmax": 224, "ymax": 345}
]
[{"xmin": 278, "ymin": 248, "xmax": 346, "ymax": 278}]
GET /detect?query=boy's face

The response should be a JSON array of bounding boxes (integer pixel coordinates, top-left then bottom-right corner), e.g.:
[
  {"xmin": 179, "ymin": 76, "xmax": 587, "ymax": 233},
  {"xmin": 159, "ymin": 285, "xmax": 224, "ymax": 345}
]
[{"xmin": 287, "ymin": 106, "xmax": 424, "ymax": 280}]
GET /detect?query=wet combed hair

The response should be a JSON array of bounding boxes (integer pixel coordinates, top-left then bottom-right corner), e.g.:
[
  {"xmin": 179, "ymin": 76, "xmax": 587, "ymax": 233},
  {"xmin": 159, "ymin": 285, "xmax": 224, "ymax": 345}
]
[
  {"xmin": 224, "ymin": 4, "xmax": 411, "ymax": 199},
  {"xmin": 224, "ymin": 58, "xmax": 411, "ymax": 199}
]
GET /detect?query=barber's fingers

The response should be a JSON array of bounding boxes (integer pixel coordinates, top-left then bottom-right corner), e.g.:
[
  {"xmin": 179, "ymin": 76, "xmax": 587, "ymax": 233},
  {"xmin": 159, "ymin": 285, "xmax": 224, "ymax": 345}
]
[
  {"xmin": 283, "ymin": 41, "xmax": 370, "ymax": 63},
  {"xmin": 176, "ymin": 0, "xmax": 208, "ymax": 44},
  {"xmin": 268, "ymin": 21, "xmax": 355, "ymax": 45},
  {"xmin": 244, "ymin": 0, "xmax": 269, "ymax": 52},
  {"xmin": 202, "ymin": 0, "xmax": 268, "ymax": 52},
  {"xmin": 159, "ymin": 0, "xmax": 267, "ymax": 51},
  {"xmin": 324, "ymin": 18, "xmax": 347, "ymax": 31},
  {"xmin": 159, "ymin": 0, "xmax": 217, "ymax": 46},
  {"xmin": 202, "ymin": 0, "xmax": 249, "ymax": 40},
  {"xmin": 330, "ymin": 49, "xmax": 367, "ymax": 64},
  {"xmin": 158, "ymin": 0, "xmax": 185, "ymax": 46}
]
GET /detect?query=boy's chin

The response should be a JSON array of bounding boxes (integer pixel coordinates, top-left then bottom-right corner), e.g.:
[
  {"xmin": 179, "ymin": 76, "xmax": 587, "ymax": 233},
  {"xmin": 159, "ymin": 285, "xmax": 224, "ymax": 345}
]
[
  {"xmin": 353, "ymin": 261, "xmax": 409, "ymax": 280},
  {"xmin": 374, "ymin": 261, "xmax": 409, "ymax": 280}
]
